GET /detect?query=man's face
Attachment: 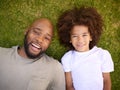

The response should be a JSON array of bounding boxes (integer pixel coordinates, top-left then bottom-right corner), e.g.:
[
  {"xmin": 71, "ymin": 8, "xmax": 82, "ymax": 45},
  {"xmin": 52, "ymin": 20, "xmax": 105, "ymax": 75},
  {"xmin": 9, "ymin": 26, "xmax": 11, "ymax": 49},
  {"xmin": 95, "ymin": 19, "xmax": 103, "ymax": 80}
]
[{"xmin": 24, "ymin": 20, "xmax": 53, "ymax": 59}]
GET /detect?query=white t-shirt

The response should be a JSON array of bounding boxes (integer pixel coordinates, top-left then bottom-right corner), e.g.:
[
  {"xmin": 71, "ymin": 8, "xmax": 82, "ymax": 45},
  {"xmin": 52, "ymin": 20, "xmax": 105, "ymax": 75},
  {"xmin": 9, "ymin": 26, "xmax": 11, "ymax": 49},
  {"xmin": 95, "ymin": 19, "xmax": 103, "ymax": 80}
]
[{"xmin": 61, "ymin": 46, "xmax": 114, "ymax": 90}]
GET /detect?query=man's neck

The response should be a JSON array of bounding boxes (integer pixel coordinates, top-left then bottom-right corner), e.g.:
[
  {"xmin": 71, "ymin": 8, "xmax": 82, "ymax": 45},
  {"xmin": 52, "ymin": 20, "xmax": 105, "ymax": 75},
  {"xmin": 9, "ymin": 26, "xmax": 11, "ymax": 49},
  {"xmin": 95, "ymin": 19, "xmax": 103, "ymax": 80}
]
[{"xmin": 18, "ymin": 46, "xmax": 28, "ymax": 58}]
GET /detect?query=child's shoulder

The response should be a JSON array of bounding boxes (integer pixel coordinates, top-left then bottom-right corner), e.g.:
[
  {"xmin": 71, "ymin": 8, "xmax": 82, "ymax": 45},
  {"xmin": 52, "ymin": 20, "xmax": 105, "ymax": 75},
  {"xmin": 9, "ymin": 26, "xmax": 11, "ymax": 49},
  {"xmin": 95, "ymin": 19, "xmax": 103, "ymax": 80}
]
[
  {"xmin": 94, "ymin": 46, "xmax": 111, "ymax": 57},
  {"xmin": 95, "ymin": 46, "xmax": 110, "ymax": 53},
  {"xmin": 62, "ymin": 50, "xmax": 74, "ymax": 59}
]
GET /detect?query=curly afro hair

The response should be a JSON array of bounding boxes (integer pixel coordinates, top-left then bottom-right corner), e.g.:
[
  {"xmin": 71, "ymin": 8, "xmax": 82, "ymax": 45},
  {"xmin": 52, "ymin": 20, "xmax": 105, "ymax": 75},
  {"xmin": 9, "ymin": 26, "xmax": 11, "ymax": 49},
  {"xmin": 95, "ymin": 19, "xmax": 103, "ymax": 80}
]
[{"xmin": 57, "ymin": 6, "xmax": 103, "ymax": 50}]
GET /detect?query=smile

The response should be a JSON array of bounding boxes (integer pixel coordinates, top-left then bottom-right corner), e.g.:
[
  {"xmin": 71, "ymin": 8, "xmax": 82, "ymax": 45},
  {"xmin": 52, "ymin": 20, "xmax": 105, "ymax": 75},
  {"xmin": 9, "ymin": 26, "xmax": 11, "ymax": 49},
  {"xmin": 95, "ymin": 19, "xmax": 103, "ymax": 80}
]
[
  {"xmin": 30, "ymin": 43, "xmax": 42, "ymax": 52},
  {"xmin": 31, "ymin": 43, "xmax": 41, "ymax": 49}
]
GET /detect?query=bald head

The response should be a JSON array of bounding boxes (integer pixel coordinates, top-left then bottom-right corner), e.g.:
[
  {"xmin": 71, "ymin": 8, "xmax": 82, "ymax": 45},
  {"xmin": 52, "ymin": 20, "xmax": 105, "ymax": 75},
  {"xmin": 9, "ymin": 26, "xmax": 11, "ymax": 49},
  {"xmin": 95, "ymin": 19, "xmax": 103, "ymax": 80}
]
[
  {"xmin": 26, "ymin": 18, "xmax": 54, "ymax": 37},
  {"xmin": 29, "ymin": 18, "xmax": 53, "ymax": 31},
  {"xmin": 22, "ymin": 18, "xmax": 54, "ymax": 59}
]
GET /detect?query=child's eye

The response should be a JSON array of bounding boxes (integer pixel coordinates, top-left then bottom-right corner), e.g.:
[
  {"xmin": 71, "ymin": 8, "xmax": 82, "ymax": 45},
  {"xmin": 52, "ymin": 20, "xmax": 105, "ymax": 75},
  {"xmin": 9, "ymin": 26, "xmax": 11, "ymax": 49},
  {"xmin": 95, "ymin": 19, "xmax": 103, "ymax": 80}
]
[
  {"xmin": 83, "ymin": 34, "xmax": 87, "ymax": 37},
  {"xmin": 71, "ymin": 35, "xmax": 77, "ymax": 38}
]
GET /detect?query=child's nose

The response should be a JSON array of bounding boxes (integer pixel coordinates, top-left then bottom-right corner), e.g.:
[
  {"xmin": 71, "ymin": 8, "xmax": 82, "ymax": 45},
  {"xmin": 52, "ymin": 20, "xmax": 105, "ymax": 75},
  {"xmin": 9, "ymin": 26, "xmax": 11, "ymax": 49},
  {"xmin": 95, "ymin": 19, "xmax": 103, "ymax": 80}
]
[{"xmin": 78, "ymin": 36, "xmax": 82, "ymax": 42}]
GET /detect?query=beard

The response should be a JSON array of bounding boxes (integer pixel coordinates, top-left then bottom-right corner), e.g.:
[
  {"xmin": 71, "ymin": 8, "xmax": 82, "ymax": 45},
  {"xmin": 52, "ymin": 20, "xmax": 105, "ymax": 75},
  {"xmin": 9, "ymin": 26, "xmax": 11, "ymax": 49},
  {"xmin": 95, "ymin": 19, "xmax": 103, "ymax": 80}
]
[{"xmin": 24, "ymin": 34, "xmax": 44, "ymax": 59}]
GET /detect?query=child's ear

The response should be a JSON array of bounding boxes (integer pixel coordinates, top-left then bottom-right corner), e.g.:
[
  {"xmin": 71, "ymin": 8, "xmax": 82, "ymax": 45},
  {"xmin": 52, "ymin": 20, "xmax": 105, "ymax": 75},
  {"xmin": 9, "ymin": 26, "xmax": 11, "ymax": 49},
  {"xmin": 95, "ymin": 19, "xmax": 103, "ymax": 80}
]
[
  {"xmin": 90, "ymin": 36, "xmax": 92, "ymax": 41},
  {"xmin": 70, "ymin": 40, "xmax": 72, "ymax": 43},
  {"xmin": 90, "ymin": 38, "xmax": 92, "ymax": 41}
]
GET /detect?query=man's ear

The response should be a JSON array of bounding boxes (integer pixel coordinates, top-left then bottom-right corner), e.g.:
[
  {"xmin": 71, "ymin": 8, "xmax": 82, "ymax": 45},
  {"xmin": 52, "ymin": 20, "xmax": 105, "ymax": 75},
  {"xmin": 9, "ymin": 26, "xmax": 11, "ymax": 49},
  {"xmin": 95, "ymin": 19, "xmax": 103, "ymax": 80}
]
[{"xmin": 24, "ymin": 28, "xmax": 29, "ymax": 35}]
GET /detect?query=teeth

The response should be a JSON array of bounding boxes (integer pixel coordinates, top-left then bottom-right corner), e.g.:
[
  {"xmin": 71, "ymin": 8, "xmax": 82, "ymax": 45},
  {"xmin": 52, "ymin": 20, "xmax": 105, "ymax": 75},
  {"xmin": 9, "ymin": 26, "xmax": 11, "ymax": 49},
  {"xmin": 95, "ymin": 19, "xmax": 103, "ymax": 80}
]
[{"xmin": 31, "ymin": 43, "xmax": 40, "ymax": 49}]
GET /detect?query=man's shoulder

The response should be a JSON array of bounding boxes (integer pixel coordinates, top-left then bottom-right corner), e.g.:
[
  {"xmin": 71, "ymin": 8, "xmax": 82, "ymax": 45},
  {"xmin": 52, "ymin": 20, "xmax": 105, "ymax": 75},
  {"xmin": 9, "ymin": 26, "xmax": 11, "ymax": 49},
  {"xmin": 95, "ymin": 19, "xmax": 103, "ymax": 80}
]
[
  {"xmin": 41, "ymin": 54, "xmax": 63, "ymax": 71},
  {"xmin": 0, "ymin": 46, "xmax": 17, "ymax": 52},
  {"xmin": 0, "ymin": 46, "xmax": 9, "ymax": 50},
  {"xmin": 42, "ymin": 53, "xmax": 61, "ymax": 64},
  {"xmin": 0, "ymin": 46, "xmax": 17, "ymax": 50}
]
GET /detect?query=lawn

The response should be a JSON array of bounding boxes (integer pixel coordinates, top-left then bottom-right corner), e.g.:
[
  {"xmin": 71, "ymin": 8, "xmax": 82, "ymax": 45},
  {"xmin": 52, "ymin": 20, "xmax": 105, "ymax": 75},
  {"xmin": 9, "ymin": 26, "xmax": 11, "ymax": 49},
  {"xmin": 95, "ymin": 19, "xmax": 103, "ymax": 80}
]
[{"xmin": 0, "ymin": 0, "xmax": 120, "ymax": 89}]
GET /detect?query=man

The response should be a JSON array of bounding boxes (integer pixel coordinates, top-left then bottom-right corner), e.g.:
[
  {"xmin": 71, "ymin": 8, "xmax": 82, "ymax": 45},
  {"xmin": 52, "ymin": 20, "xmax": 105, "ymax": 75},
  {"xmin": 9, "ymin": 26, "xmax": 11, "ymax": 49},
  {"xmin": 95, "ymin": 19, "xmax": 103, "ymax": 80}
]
[{"xmin": 0, "ymin": 18, "xmax": 65, "ymax": 90}]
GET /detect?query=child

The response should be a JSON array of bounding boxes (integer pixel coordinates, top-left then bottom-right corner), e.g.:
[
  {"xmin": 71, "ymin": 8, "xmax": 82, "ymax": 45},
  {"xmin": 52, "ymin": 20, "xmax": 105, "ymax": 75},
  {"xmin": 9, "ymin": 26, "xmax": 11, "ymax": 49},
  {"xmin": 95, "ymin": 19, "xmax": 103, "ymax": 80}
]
[{"xmin": 57, "ymin": 7, "xmax": 114, "ymax": 90}]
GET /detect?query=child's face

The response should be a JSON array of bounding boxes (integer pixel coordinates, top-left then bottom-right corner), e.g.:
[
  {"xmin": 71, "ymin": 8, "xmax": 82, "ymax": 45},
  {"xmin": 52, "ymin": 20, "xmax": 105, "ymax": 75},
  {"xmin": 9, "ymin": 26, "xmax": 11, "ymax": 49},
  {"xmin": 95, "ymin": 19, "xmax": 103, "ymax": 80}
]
[{"xmin": 70, "ymin": 25, "xmax": 92, "ymax": 52}]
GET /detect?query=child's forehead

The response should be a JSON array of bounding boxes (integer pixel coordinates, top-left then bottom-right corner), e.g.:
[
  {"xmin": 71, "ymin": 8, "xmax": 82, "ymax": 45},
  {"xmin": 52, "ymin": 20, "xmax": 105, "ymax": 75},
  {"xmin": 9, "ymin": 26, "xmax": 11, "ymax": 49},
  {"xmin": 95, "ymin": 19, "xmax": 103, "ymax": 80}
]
[
  {"xmin": 73, "ymin": 24, "xmax": 88, "ymax": 28},
  {"xmin": 71, "ymin": 25, "xmax": 89, "ymax": 33}
]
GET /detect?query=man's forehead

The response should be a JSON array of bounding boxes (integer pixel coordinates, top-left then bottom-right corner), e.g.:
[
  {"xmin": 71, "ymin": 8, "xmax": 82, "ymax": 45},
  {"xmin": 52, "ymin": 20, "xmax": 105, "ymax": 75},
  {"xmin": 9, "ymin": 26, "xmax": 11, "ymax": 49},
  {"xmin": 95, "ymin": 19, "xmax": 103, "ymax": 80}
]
[
  {"xmin": 31, "ymin": 18, "xmax": 53, "ymax": 28},
  {"xmin": 27, "ymin": 18, "xmax": 54, "ymax": 36}
]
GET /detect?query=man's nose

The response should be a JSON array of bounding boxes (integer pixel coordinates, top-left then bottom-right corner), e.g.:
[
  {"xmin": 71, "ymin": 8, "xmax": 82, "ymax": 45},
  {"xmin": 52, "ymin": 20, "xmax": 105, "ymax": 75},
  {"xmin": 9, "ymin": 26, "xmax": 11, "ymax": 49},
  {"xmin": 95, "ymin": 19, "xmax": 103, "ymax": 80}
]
[{"xmin": 37, "ymin": 36, "xmax": 44, "ymax": 43}]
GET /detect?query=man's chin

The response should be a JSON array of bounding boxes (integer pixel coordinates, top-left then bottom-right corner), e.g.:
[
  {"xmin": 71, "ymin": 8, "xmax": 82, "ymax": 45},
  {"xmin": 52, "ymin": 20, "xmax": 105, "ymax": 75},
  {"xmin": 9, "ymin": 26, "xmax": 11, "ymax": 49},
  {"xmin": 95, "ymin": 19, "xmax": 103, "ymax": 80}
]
[{"xmin": 27, "ymin": 51, "xmax": 44, "ymax": 59}]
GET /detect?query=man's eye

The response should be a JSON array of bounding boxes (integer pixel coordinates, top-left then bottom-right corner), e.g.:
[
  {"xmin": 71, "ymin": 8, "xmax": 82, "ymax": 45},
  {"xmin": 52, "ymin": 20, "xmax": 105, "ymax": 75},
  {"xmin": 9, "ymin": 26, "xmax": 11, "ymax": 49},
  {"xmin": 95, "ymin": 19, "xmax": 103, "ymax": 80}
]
[
  {"xmin": 33, "ymin": 30, "xmax": 38, "ymax": 34},
  {"xmin": 45, "ymin": 37, "xmax": 51, "ymax": 41},
  {"xmin": 32, "ymin": 29, "xmax": 40, "ymax": 35}
]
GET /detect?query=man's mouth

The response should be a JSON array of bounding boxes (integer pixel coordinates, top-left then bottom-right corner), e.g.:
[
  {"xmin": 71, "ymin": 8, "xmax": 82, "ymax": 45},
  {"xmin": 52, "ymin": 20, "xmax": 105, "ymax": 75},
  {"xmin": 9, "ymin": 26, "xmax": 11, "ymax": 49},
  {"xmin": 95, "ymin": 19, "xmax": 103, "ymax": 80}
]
[
  {"xmin": 30, "ymin": 43, "xmax": 42, "ymax": 52},
  {"xmin": 31, "ymin": 43, "xmax": 40, "ymax": 49}
]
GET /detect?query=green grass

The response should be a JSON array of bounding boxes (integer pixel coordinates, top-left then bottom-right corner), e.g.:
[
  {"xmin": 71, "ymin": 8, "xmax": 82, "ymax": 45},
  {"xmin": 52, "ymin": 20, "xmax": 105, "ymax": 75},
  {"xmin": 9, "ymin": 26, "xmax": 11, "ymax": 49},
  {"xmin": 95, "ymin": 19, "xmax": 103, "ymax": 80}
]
[{"xmin": 0, "ymin": 0, "xmax": 120, "ymax": 89}]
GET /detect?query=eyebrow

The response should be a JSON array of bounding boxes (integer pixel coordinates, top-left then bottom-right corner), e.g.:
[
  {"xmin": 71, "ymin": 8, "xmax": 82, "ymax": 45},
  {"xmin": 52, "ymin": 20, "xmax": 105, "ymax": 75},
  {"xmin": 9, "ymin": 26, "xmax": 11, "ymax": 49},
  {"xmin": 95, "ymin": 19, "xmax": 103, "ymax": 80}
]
[
  {"xmin": 33, "ymin": 28, "xmax": 53, "ymax": 38},
  {"xmin": 82, "ymin": 32, "xmax": 89, "ymax": 34},
  {"xmin": 71, "ymin": 32, "xmax": 89, "ymax": 35}
]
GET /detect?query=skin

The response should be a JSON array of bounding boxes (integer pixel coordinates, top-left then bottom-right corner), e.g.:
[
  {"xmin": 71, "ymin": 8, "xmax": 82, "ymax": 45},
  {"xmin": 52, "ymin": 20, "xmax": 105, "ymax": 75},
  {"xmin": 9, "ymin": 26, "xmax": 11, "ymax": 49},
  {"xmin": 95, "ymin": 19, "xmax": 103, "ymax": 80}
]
[
  {"xmin": 66, "ymin": 25, "xmax": 111, "ymax": 90},
  {"xmin": 70, "ymin": 25, "xmax": 92, "ymax": 52},
  {"xmin": 65, "ymin": 72, "xmax": 75, "ymax": 90},
  {"xmin": 18, "ymin": 18, "xmax": 53, "ymax": 59},
  {"xmin": 65, "ymin": 25, "xmax": 92, "ymax": 90},
  {"xmin": 103, "ymin": 73, "xmax": 111, "ymax": 90}
]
